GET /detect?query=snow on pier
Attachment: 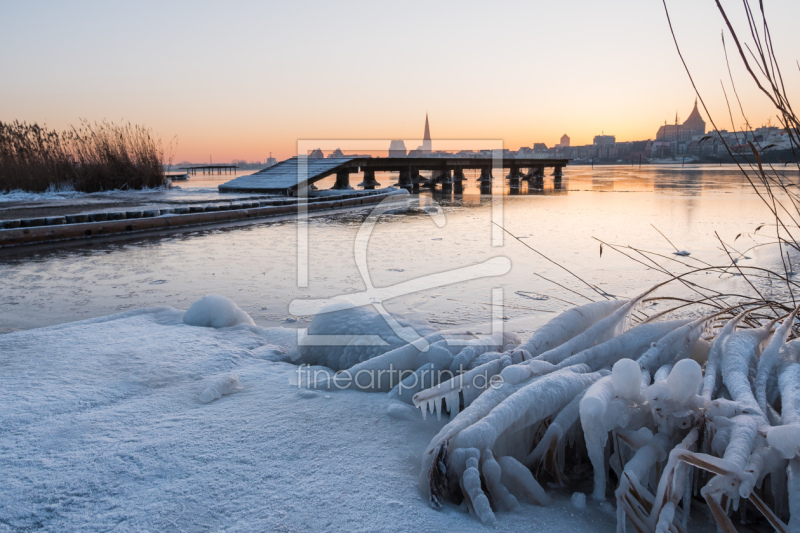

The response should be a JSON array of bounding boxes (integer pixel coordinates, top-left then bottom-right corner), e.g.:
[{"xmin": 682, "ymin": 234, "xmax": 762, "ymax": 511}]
[{"xmin": 218, "ymin": 156, "xmax": 571, "ymax": 195}]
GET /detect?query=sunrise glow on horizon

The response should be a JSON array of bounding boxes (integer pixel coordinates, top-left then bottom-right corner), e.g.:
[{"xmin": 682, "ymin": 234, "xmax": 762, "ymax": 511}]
[{"xmin": 2, "ymin": 0, "xmax": 799, "ymax": 163}]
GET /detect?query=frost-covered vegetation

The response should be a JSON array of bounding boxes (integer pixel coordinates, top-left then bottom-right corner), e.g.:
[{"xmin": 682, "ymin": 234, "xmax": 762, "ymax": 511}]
[
  {"xmin": 299, "ymin": 286, "xmax": 800, "ymax": 531},
  {"xmin": 0, "ymin": 120, "xmax": 166, "ymax": 193}
]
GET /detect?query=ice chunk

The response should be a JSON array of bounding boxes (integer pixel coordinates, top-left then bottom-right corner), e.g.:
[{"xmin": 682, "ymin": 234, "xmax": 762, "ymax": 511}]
[
  {"xmin": 666, "ymin": 359, "xmax": 702, "ymax": 404},
  {"xmin": 199, "ymin": 374, "xmax": 242, "ymax": 403},
  {"xmin": 571, "ymin": 492, "xmax": 587, "ymax": 510},
  {"xmin": 387, "ymin": 401, "xmax": 419, "ymax": 421},
  {"xmin": 183, "ymin": 295, "xmax": 255, "ymax": 328},
  {"xmin": 500, "ymin": 363, "xmax": 532, "ymax": 385},
  {"xmin": 298, "ymin": 303, "xmax": 435, "ymax": 371},
  {"xmin": 767, "ymin": 425, "xmax": 800, "ymax": 459},
  {"xmin": 612, "ymin": 359, "xmax": 641, "ymax": 400}
]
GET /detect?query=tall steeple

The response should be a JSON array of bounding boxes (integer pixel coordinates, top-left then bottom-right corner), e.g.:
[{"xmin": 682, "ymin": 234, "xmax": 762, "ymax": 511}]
[
  {"xmin": 422, "ymin": 113, "xmax": 432, "ymax": 153},
  {"xmin": 684, "ymin": 98, "xmax": 705, "ymax": 132}
]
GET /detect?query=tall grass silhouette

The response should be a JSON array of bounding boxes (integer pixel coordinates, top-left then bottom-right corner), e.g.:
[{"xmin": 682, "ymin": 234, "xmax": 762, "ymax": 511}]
[{"xmin": 0, "ymin": 120, "xmax": 166, "ymax": 193}]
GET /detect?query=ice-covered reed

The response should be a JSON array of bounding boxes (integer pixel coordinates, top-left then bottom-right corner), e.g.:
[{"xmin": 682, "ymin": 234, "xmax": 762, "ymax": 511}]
[
  {"xmin": 297, "ymin": 289, "xmax": 800, "ymax": 530},
  {"xmin": 406, "ymin": 295, "xmax": 800, "ymax": 531}
]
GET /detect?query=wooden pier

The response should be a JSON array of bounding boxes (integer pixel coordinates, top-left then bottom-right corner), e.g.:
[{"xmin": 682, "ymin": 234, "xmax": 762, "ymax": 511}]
[
  {"xmin": 179, "ymin": 165, "xmax": 238, "ymax": 176},
  {"xmin": 218, "ymin": 156, "xmax": 569, "ymax": 195}
]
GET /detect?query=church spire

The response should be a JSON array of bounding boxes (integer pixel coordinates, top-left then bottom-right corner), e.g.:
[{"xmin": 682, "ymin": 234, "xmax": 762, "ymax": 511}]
[
  {"xmin": 685, "ymin": 98, "xmax": 705, "ymax": 128},
  {"xmin": 422, "ymin": 113, "xmax": 432, "ymax": 153}
]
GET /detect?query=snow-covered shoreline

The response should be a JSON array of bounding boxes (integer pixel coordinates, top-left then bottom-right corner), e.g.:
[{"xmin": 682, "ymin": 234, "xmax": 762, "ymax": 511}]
[{"xmin": 0, "ymin": 307, "xmax": 610, "ymax": 532}]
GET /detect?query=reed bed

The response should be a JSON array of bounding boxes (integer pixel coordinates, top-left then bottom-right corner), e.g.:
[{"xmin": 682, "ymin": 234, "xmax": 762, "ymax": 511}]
[{"xmin": 0, "ymin": 120, "xmax": 166, "ymax": 193}]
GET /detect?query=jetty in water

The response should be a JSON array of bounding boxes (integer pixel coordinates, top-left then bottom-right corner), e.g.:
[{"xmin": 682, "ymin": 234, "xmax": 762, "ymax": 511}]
[
  {"xmin": 218, "ymin": 156, "xmax": 570, "ymax": 196},
  {"xmin": 180, "ymin": 164, "xmax": 238, "ymax": 175}
]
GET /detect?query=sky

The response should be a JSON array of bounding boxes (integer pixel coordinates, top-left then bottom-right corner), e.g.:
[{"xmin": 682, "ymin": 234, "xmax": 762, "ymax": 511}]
[{"xmin": 1, "ymin": 0, "xmax": 799, "ymax": 162}]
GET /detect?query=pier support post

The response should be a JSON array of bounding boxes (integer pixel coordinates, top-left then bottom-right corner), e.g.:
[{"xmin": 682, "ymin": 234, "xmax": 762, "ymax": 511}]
[
  {"xmin": 333, "ymin": 170, "xmax": 353, "ymax": 190},
  {"xmin": 430, "ymin": 169, "xmax": 451, "ymax": 189},
  {"xmin": 453, "ymin": 168, "xmax": 465, "ymax": 194},
  {"xmin": 398, "ymin": 168, "xmax": 413, "ymax": 190},
  {"xmin": 507, "ymin": 166, "xmax": 521, "ymax": 189},
  {"xmin": 411, "ymin": 169, "xmax": 421, "ymax": 192},
  {"xmin": 441, "ymin": 169, "xmax": 453, "ymax": 191},
  {"xmin": 478, "ymin": 167, "xmax": 493, "ymax": 194},
  {"xmin": 359, "ymin": 169, "xmax": 380, "ymax": 190},
  {"xmin": 553, "ymin": 166, "xmax": 563, "ymax": 188}
]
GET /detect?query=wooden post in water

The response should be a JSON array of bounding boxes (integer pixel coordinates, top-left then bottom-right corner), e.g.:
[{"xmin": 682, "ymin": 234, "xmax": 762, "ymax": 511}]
[
  {"xmin": 453, "ymin": 168, "xmax": 465, "ymax": 194},
  {"xmin": 398, "ymin": 168, "xmax": 412, "ymax": 190},
  {"xmin": 359, "ymin": 169, "xmax": 380, "ymax": 190},
  {"xmin": 441, "ymin": 169, "xmax": 453, "ymax": 191},
  {"xmin": 411, "ymin": 169, "xmax": 421, "ymax": 193},
  {"xmin": 507, "ymin": 166, "xmax": 521, "ymax": 189},
  {"xmin": 333, "ymin": 169, "xmax": 353, "ymax": 190},
  {"xmin": 478, "ymin": 167, "xmax": 493, "ymax": 194}
]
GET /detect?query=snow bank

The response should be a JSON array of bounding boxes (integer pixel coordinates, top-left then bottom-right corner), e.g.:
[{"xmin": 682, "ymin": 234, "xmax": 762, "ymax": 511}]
[
  {"xmin": 183, "ymin": 294, "xmax": 255, "ymax": 328},
  {"xmin": 0, "ymin": 307, "xmax": 611, "ymax": 532},
  {"xmin": 0, "ymin": 186, "xmax": 81, "ymax": 202}
]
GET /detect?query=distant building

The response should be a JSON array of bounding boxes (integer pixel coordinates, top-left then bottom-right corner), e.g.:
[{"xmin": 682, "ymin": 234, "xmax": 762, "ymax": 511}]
[
  {"xmin": 656, "ymin": 100, "xmax": 706, "ymax": 142},
  {"xmin": 593, "ymin": 135, "xmax": 616, "ymax": 146},
  {"xmin": 327, "ymin": 148, "xmax": 345, "ymax": 158},
  {"xmin": 533, "ymin": 143, "xmax": 548, "ymax": 152},
  {"xmin": 265, "ymin": 156, "xmax": 278, "ymax": 167},
  {"xmin": 651, "ymin": 100, "xmax": 708, "ymax": 158},
  {"xmin": 556, "ymin": 134, "xmax": 570, "ymax": 148},
  {"xmin": 308, "ymin": 148, "xmax": 324, "ymax": 159},
  {"xmin": 389, "ymin": 140, "xmax": 407, "ymax": 157},
  {"xmin": 517, "ymin": 146, "xmax": 534, "ymax": 156}
]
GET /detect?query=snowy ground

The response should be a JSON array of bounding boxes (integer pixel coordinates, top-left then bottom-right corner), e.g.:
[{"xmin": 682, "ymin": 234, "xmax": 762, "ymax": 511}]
[{"xmin": 0, "ymin": 307, "xmax": 613, "ymax": 532}]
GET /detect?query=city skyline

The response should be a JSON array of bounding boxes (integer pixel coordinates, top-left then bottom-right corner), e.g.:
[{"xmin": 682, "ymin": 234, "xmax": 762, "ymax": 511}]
[{"xmin": 2, "ymin": 1, "xmax": 799, "ymax": 162}]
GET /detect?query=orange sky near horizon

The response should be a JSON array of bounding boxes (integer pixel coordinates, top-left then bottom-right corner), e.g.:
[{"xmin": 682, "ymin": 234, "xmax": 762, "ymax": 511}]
[{"xmin": 2, "ymin": 1, "xmax": 799, "ymax": 163}]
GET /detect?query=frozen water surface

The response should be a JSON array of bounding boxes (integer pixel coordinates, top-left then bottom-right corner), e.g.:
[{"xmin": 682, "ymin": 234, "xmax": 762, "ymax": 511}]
[{"xmin": 1, "ymin": 165, "xmax": 791, "ymax": 334}]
